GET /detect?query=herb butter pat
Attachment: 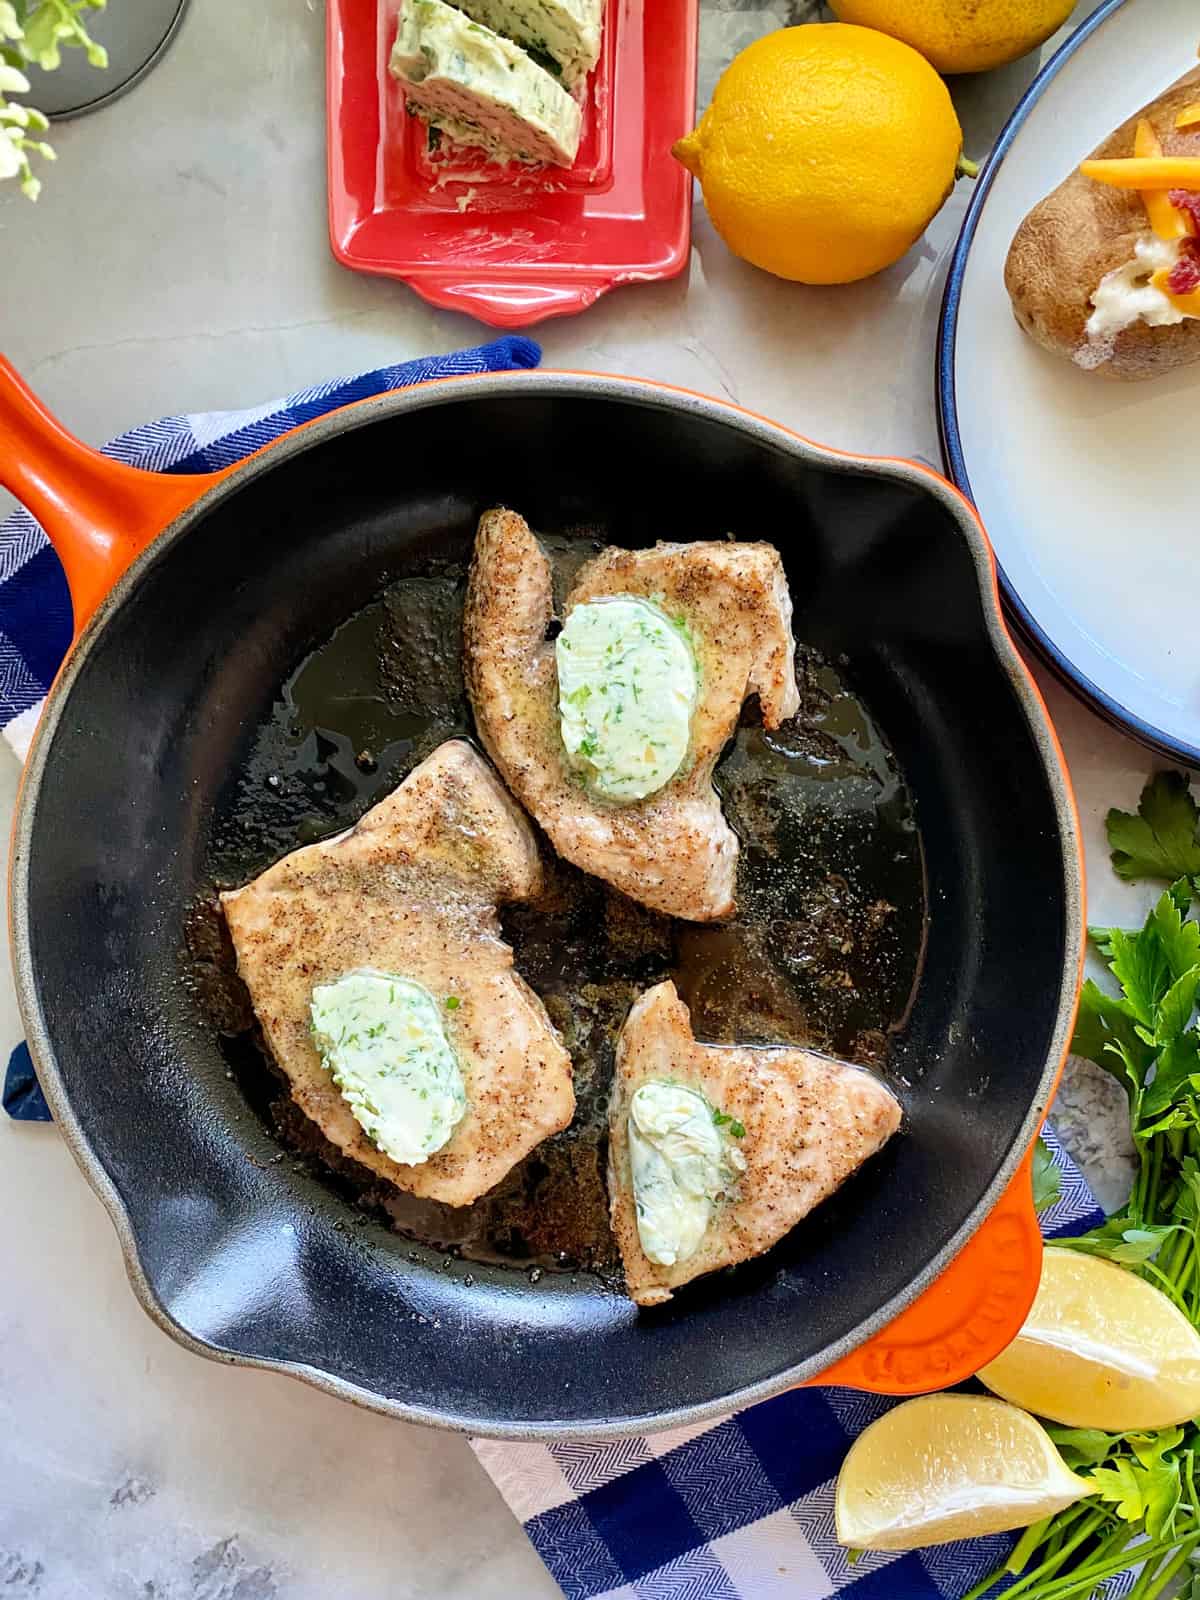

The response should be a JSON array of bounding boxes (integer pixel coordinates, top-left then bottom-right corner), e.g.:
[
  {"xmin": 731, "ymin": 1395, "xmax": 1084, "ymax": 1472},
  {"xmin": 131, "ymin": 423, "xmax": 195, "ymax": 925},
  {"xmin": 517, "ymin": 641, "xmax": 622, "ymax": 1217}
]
[
  {"xmin": 450, "ymin": 0, "xmax": 602, "ymax": 88},
  {"xmin": 557, "ymin": 597, "xmax": 698, "ymax": 803},
  {"xmin": 310, "ymin": 970, "xmax": 467, "ymax": 1166},
  {"xmin": 389, "ymin": 0, "xmax": 582, "ymax": 168},
  {"xmin": 628, "ymin": 1081, "xmax": 745, "ymax": 1266}
]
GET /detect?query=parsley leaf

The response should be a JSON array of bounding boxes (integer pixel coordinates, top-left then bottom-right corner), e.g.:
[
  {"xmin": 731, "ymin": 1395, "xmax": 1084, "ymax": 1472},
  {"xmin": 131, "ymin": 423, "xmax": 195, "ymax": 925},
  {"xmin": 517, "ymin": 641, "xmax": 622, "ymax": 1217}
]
[
  {"xmin": 1071, "ymin": 977, "xmax": 1156, "ymax": 1097},
  {"xmin": 1089, "ymin": 1450, "xmax": 1182, "ymax": 1542},
  {"xmin": 1053, "ymin": 1223, "xmax": 1178, "ymax": 1267},
  {"xmin": 1153, "ymin": 968, "xmax": 1200, "ymax": 1047},
  {"xmin": 1031, "ymin": 1137, "xmax": 1062, "ymax": 1213},
  {"xmin": 1153, "ymin": 882, "xmax": 1200, "ymax": 980},
  {"xmin": 1129, "ymin": 1425, "xmax": 1185, "ymax": 1471},
  {"xmin": 1142, "ymin": 1032, "xmax": 1200, "ymax": 1120},
  {"xmin": 991, "ymin": 793, "xmax": 1200, "ymax": 1600},
  {"xmin": 1088, "ymin": 1454, "xmax": 1183, "ymax": 1540},
  {"xmin": 1045, "ymin": 1426, "xmax": 1121, "ymax": 1470},
  {"xmin": 712, "ymin": 1109, "xmax": 746, "ymax": 1138},
  {"xmin": 1101, "ymin": 922, "xmax": 1171, "ymax": 1032},
  {"xmin": 1108, "ymin": 771, "xmax": 1200, "ymax": 886},
  {"xmin": 445, "ymin": 995, "xmax": 460, "ymax": 1010}
]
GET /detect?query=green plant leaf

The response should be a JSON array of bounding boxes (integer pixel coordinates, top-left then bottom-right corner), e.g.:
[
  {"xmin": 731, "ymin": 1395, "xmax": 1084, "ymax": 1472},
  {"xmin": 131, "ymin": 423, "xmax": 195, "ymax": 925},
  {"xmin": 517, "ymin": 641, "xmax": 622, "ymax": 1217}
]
[
  {"xmin": 18, "ymin": 5, "xmax": 63, "ymax": 69},
  {"xmin": 1002, "ymin": 775, "xmax": 1200, "ymax": 1598},
  {"xmin": 1053, "ymin": 1223, "xmax": 1178, "ymax": 1266},
  {"xmin": 1142, "ymin": 1465, "xmax": 1181, "ymax": 1542},
  {"xmin": 1179, "ymin": 1158, "xmax": 1200, "ymax": 1217},
  {"xmin": 1032, "ymin": 1137, "xmax": 1062, "ymax": 1213},
  {"xmin": 1106, "ymin": 922, "xmax": 1171, "ymax": 1031},
  {"xmin": 1045, "ymin": 1426, "xmax": 1122, "ymax": 1469},
  {"xmin": 1088, "ymin": 1458, "xmax": 1148, "ymax": 1521},
  {"xmin": 1128, "ymin": 1427, "xmax": 1185, "ymax": 1471},
  {"xmin": 1108, "ymin": 772, "xmax": 1200, "ymax": 885},
  {"xmin": 1087, "ymin": 1451, "xmax": 1181, "ymax": 1538},
  {"xmin": 1154, "ymin": 969, "xmax": 1200, "ymax": 1045},
  {"xmin": 1153, "ymin": 884, "xmax": 1200, "ymax": 980},
  {"xmin": 1072, "ymin": 979, "xmax": 1156, "ymax": 1094},
  {"xmin": 1142, "ymin": 1033, "xmax": 1200, "ymax": 1121}
]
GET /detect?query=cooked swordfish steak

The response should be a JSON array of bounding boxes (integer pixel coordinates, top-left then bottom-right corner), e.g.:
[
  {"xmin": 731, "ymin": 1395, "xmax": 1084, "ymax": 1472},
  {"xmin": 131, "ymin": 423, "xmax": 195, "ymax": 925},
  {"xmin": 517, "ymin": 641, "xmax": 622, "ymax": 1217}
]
[
  {"xmin": 607, "ymin": 981, "xmax": 902, "ymax": 1306},
  {"xmin": 463, "ymin": 509, "xmax": 801, "ymax": 922},
  {"xmin": 221, "ymin": 739, "xmax": 575, "ymax": 1207}
]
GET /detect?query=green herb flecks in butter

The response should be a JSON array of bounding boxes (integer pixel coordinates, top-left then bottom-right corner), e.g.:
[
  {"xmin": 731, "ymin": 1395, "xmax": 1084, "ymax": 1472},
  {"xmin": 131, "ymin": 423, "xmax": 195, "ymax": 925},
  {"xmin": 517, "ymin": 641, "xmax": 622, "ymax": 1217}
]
[
  {"xmin": 628, "ymin": 1081, "xmax": 746, "ymax": 1267},
  {"xmin": 556, "ymin": 596, "xmax": 698, "ymax": 803},
  {"xmin": 310, "ymin": 970, "xmax": 467, "ymax": 1166},
  {"xmin": 447, "ymin": 0, "xmax": 602, "ymax": 88},
  {"xmin": 389, "ymin": 0, "xmax": 582, "ymax": 168}
]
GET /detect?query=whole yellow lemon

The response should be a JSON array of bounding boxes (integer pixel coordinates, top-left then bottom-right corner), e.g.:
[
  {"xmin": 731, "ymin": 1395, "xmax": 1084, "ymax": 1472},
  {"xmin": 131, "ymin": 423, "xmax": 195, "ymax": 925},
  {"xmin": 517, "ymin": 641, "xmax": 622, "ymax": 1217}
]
[
  {"xmin": 673, "ymin": 24, "xmax": 963, "ymax": 286},
  {"xmin": 829, "ymin": 0, "xmax": 1075, "ymax": 74}
]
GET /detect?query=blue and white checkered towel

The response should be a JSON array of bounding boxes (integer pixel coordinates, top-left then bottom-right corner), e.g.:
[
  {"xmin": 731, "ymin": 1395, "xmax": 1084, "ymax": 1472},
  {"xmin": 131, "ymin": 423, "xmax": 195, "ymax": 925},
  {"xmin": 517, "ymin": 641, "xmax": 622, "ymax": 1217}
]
[
  {"xmin": 0, "ymin": 349, "xmax": 1112, "ymax": 1600},
  {"xmin": 471, "ymin": 1127, "xmax": 1109, "ymax": 1600}
]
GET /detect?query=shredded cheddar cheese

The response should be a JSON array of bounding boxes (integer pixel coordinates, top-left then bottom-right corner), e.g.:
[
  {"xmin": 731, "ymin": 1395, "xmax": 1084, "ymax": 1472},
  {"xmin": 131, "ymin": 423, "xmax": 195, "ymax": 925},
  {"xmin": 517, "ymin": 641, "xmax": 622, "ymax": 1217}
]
[
  {"xmin": 1080, "ymin": 156, "xmax": 1200, "ymax": 189},
  {"xmin": 1134, "ymin": 119, "xmax": 1194, "ymax": 240},
  {"xmin": 1151, "ymin": 267, "xmax": 1200, "ymax": 317}
]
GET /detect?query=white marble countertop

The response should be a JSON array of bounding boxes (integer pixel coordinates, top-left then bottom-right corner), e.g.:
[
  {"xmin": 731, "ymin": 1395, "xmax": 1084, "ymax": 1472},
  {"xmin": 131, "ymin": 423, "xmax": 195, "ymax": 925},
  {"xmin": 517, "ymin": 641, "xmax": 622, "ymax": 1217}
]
[{"xmin": 0, "ymin": 1, "xmax": 1176, "ymax": 1595}]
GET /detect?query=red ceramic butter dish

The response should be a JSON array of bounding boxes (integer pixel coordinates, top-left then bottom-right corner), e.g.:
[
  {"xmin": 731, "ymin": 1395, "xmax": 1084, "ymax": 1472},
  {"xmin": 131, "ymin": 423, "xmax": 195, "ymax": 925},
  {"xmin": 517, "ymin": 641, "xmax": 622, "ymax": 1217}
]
[{"xmin": 326, "ymin": 0, "xmax": 697, "ymax": 326}]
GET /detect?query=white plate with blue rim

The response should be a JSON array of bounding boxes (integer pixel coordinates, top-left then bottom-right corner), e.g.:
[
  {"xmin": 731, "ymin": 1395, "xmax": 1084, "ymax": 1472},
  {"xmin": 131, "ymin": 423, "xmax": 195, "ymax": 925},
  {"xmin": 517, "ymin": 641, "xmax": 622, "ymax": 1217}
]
[{"xmin": 938, "ymin": 0, "xmax": 1200, "ymax": 766}]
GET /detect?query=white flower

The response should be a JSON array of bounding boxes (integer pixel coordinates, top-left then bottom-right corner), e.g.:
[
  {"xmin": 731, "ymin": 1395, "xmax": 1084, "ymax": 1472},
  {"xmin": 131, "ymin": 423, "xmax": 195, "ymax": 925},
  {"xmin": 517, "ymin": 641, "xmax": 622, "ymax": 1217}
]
[
  {"xmin": 0, "ymin": 2, "xmax": 22, "ymax": 43},
  {"xmin": 0, "ymin": 126, "xmax": 23, "ymax": 181},
  {"xmin": 0, "ymin": 61, "xmax": 30, "ymax": 94}
]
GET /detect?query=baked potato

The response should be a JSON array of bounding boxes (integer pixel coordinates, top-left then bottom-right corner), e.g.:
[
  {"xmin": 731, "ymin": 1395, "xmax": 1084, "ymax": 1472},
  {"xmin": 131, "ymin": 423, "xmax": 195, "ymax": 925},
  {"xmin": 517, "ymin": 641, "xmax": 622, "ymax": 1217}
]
[{"xmin": 1005, "ymin": 66, "xmax": 1200, "ymax": 380}]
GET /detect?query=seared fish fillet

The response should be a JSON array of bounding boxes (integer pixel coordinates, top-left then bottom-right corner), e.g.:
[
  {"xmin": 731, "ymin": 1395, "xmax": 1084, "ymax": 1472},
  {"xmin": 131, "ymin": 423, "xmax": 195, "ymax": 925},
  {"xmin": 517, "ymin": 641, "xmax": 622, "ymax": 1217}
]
[
  {"xmin": 608, "ymin": 981, "xmax": 902, "ymax": 1306},
  {"xmin": 221, "ymin": 740, "xmax": 574, "ymax": 1206},
  {"xmin": 463, "ymin": 510, "xmax": 800, "ymax": 921}
]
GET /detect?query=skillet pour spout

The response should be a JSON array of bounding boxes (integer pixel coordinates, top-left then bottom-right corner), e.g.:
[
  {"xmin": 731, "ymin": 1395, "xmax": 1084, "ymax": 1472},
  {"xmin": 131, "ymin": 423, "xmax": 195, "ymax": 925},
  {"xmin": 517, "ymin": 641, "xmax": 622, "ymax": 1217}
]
[{"xmin": 0, "ymin": 360, "xmax": 1083, "ymax": 1436}]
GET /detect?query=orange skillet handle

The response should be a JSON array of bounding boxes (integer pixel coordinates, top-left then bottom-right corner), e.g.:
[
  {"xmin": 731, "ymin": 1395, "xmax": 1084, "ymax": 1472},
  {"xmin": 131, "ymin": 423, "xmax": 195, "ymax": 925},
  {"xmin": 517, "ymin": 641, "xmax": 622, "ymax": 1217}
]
[
  {"xmin": 807, "ymin": 1138, "xmax": 1043, "ymax": 1394},
  {"xmin": 0, "ymin": 356, "xmax": 224, "ymax": 638}
]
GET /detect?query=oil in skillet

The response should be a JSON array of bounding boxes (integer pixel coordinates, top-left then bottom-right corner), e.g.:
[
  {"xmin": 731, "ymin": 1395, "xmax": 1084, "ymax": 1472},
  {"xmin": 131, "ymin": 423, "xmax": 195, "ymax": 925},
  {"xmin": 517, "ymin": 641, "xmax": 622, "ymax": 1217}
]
[{"xmin": 193, "ymin": 539, "xmax": 926, "ymax": 1277}]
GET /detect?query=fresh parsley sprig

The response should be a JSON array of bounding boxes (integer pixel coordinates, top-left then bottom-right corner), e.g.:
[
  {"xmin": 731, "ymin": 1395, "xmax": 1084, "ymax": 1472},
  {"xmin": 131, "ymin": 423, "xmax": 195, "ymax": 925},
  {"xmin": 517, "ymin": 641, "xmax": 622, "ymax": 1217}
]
[
  {"xmin": 967, "ymin": 773, "xmax": 1200, "ymax": 1600},
  {"xmin": 1106, "ymin": 770, "xmax": 1200, "ymax": 893}
]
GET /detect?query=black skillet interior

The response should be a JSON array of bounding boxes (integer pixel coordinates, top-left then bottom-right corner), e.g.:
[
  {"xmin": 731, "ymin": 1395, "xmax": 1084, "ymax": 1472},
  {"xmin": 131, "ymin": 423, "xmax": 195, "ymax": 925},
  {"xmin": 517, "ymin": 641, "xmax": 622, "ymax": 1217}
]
[{"xmin": 20, "ymin": 387, "xmax": 1071, "ymax": 1433}]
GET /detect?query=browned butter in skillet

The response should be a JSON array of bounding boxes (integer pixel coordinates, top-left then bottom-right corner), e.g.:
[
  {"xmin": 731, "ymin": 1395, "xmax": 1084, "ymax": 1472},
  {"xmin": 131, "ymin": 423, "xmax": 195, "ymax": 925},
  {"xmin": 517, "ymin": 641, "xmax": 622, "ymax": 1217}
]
[{"xmin": 190, "ymin": 536, "xmax": 925, "ymax": 1279}]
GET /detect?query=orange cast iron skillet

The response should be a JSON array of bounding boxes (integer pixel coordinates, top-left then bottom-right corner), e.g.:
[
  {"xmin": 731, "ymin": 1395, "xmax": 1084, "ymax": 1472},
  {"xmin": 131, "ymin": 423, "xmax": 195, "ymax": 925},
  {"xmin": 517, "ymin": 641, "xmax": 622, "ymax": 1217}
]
[{"xmin": 0, "ymin": 357, "xmax": 1083, "ymax": 1436}]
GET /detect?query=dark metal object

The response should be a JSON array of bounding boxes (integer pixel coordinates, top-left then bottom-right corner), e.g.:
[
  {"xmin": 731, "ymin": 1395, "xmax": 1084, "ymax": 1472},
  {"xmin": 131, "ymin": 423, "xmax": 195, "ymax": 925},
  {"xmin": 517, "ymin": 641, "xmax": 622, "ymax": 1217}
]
[{"xmin": 22, "ymin": 0, "xmax": 189, "ymax": 120}]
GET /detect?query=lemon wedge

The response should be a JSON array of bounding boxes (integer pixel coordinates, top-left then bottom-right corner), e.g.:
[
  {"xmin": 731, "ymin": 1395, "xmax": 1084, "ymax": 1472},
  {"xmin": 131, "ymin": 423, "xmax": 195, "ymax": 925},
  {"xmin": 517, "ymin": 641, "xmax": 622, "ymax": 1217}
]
[
  {"xmin": 835, "ymin": 1394, "xmax": 1089, "ymax": 1551},
  {"xmin": 979, "ymin": 1249, "xmax": 1200, "ymax": 1431}
]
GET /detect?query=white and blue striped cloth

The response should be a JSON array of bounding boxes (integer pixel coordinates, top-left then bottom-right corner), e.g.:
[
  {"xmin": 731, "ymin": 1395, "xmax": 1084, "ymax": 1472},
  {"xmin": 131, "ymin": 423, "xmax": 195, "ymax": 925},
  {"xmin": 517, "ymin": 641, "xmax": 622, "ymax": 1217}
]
[
  {"xmin": 472, "ymin": 1125, "xmax": 1112, "ymax": 1600},
  {"xmin": 0, "ymin": 351, "xmax": 1114, "ymax": 1599}
]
